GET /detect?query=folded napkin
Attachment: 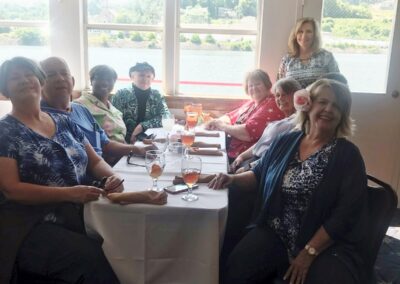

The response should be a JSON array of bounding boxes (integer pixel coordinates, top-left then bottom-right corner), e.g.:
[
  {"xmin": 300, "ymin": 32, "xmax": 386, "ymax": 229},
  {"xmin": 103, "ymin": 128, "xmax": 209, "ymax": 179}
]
[
  {"xmin": 195, "ymin": 131, "xmax": 220, "ymax": 137},
  {"xmin": 107, "ymin": 191, "xmax": 167, "ymax": 205},
  {"xmin": 173, "ymin": 174, "xmax": 216, "ymax": 185},
  {"xmin": 188, "ymin": 148, "xmax": 223, "ymax": 156},
  {"xmin": 192, "ymin": 141, "xmax": 221, "ymax": 149}
]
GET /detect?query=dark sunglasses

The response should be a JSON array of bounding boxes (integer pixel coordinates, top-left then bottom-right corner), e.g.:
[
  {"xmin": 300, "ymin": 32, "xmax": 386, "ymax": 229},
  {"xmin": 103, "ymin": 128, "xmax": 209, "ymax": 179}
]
[{"xmin": 127, "ymin": 152, "xmax": 146, "ymax": 167}]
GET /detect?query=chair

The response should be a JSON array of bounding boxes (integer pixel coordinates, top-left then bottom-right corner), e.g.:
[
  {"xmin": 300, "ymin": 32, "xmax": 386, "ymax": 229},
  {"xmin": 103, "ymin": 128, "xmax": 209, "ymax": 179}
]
[{"xmin": 361, "ymin": 174, "xmax": 398, "ymax": 283}]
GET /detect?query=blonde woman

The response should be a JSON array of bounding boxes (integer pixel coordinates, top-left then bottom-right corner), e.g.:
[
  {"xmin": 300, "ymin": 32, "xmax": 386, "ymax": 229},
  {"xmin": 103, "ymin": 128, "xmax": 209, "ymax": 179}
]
[
  {"xmin": 278, "ymin": 17, "xmax": 339, "ymax": 88},
  {"xmin": 210, "ymin": 79, "xmax": 367, "ymax": 284}
]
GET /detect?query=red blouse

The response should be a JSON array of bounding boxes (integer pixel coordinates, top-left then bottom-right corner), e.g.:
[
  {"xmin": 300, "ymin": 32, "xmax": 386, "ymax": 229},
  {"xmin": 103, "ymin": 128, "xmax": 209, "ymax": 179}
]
[{"xmin": 226, "ymin": 97, "xmax": 284, "ymax": 159}]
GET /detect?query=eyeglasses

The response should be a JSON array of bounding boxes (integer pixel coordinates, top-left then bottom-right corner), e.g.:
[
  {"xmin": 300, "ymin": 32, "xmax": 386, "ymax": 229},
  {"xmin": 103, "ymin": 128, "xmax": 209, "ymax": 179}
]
[{"xmin": 127, "ymin": 152, "xmax": 146, "ymax": 167}]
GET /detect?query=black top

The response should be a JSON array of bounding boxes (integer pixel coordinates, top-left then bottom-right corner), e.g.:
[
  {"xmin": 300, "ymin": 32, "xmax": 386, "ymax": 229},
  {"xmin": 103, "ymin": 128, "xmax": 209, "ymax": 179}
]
[{"xmin": 133, "ymin": 85, "xmax": 150, "ymax": 124}]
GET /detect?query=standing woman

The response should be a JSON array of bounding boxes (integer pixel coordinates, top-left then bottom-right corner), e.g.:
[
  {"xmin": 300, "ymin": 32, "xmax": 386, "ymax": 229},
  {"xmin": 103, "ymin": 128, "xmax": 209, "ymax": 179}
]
[
  {"xmin": 278, "ymin": 17, "xmax": 340, "ymax": 88},
  {"xmin": 76, "ymin": 65, "xmax": 127, "ymax": 144}
]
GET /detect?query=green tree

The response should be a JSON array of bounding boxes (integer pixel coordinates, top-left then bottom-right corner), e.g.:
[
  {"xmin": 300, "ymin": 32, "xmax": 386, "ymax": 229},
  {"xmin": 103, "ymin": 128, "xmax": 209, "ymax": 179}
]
[
  {"xmin": 14, "ymin": 29, "xmax": 43, "ymax": 46},
  {"xmin": 323, "ymin": 0, "xmax": 372, "ymax": 18},
  {"xmin": 205, "ymin": 34, "xmax": 216, "ymax": 44},
  {"xmin": 191, "ymin": 34, "xmax": 202, "ymax": 44},
  {"xmin": 236, "ymin": 0, "xmax": 256, "ymax": 17}
]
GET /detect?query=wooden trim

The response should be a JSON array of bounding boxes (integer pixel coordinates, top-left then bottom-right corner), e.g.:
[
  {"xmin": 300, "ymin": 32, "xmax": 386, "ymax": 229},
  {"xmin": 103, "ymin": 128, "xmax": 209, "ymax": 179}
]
[{"xmin": 165, "ymin": 95, "xmax": 247, "ymax": 114}]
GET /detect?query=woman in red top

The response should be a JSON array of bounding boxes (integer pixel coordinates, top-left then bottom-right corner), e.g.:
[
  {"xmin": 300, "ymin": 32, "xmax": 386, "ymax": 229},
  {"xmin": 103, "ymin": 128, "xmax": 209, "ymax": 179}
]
[{"xmin": 205, "ymin": 69, "xmax": 284, "ymax": 161}]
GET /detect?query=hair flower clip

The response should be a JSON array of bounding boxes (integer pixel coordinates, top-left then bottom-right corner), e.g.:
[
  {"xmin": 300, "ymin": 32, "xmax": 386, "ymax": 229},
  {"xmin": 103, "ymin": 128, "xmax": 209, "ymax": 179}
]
[{"xmin": 294, "ymin": 89, "xmax": 311, "ymax": 112}]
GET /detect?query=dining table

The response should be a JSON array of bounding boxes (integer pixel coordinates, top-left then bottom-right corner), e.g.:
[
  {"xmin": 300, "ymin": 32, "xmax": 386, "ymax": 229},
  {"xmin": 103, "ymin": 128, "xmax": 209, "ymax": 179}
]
[{"xmin": 84, "ymin": 128, "xmax": 229, "ymax": 284}]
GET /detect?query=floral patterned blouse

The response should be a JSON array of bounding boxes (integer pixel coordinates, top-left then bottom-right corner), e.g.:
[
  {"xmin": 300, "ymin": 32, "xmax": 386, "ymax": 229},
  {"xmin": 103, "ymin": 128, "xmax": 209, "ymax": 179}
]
[
  {"xmin": 0, "ymin": 113, "xmax": 88, "ymax": 187},
  {"xmin": 277, "ymin": 49, "xmax": 339, "ymax": 88},
  {"xmin": 111, "ymin": 86, "xmax": 170, "ymax": 143},
  {"xmin": 226, "ymin": 97, "xmax": 284, "ymax": 159},
  {"xmin": 268, "ymin": 140, "xmax": 337, "ymax": 257},
  {"xmin": 76, "ymin": 93, "xmax": 127, "ymax": 144}
]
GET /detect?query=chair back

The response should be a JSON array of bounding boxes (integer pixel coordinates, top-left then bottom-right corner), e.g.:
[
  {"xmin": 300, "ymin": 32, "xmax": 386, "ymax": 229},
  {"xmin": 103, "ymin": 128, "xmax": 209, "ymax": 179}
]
[{"xmin": 362, "ymin": 175, "xmax": 398, "ymax": 274}]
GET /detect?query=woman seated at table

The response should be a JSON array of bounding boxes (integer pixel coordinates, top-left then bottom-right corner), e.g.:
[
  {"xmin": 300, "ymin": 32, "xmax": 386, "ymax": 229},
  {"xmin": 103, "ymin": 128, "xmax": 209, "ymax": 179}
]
[
  {"xmin": 76, "ymin": 65, "xmax": 127, "ymax": 144},
  {"xmin": 0, "ymin": 57, "xmax": 166, "ymax": 284},
  {"xmin": 111, "ymin": 62, "xmax": 170, "ymax": 143},
  {"xmin": 230, "ymin": 78, "xmax": 301, "ymax": 173},
  {"xmin": 209, "ymin": 79, "xmax": 368, "ymax": 284},
  {"xmin": 277, "ymin": 17, "xmax": 340, "ymax": 88},
  {"xmin": 204, "ymin": 69, "xmax": 284, "ymax": 162}
]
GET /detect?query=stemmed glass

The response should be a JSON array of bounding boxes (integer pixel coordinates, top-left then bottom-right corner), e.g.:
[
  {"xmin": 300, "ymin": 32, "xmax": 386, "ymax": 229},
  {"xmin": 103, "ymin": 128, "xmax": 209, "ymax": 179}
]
[
  {"xmin": 181, "ymin": 155, "xmax": 202, "ymax": 202},
  {"xmin": 186, "ymin": 112, "xmax": 198, "ymax": 130},
  {"xmin": 181, "ymin": 129, "xmax": 195, "ymax": 157},
  {"xmin": 145, "ymin": 150, "xmax": 166, "ymax": 191}
]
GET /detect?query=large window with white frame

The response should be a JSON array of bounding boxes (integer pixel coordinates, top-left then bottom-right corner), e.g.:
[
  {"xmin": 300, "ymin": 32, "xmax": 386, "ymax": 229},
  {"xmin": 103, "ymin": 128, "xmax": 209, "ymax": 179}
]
[
  {"xmin": 83, "ymin": 0, "xmax": 259, "ymax": 97},
  {"xmin": 85, "ymin": 0, "xmax": 164, "ymax": 92},
  {"xmin": 320, "ymin": 0, "xmax": 397, "ymax": 93},
  {"xmin": 0, "ymin": 0, "xmax": 50, "ymax": 63}
]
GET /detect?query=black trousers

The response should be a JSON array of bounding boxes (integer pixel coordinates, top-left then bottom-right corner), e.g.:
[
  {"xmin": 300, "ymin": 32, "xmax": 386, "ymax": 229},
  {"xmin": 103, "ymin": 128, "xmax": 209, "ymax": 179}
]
[
  {"xmin": 223, "ymin": 226, "xmax": 358, "ymax": 284},
  {"xmin": 16, "ymin": 223, "xmax": 119, "ymax": 284}
]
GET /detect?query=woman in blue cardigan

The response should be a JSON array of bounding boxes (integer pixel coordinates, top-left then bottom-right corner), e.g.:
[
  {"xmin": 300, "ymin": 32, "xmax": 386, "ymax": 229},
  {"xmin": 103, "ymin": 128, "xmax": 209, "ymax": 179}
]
[{"xmin": 209, "ymin": 79, "xmax": 367, "ymax": 284}]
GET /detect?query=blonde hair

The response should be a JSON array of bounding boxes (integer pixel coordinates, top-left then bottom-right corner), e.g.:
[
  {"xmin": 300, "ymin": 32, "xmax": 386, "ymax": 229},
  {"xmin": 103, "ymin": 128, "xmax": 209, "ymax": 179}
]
[
  {"xmin": 288, "ymin": 17, "xmax": 321, "ymax": 57},
  {"xmin": 295, "ymin": 79, "xmax": 355, "ymax": 138},
  {"xmin": 244, "ymin": 69, "xmax": 272, "ymax": 95}
]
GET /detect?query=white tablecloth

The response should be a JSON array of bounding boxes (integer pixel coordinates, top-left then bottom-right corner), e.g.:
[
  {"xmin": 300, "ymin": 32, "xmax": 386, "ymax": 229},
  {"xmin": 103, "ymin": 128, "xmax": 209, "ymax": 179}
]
[{"xmin": 84, "ymin": 129, "xmax": 228, "ymax": 284}]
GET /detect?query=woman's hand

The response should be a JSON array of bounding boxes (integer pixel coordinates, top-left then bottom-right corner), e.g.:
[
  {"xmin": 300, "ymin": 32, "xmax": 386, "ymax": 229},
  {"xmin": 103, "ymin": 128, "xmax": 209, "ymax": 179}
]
[
  {"xmin": 204, "ymin": 119, "xmax": 224, "ymax": 131},
  {"xmin": 67, "ymin": 185, "xmax": 104, "ymax": 203},
  {"xmin": 284, "ymin": 249, "xmax": 316, "ymax": 284},
  {"xmin": 134, "ymin": 144, "xmax": 157, "ymax": 157},
  {"xmin": 230, "ymin": 155, "xmax": 244, "ymax": 173},
  {"xmin": 144, "ymin": 190, "xmax": 168, "ymax": 205},
  {"xmin": 103, "ymin": 174, "xmax": 124, "ymax": 193},
  {"xmin": 208, "ymin": 173, "xmax": 234, "ymax": 189},
  {"xmin": 130, "ymin": 133, "xmax": 137, "ymax": 144}
]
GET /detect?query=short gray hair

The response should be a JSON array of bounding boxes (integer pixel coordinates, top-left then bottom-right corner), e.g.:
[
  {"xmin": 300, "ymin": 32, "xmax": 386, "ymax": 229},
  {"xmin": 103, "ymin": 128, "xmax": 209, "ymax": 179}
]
[{"xmin": 0, "ymin": 57, "xmax": 45, "ymax": 98}]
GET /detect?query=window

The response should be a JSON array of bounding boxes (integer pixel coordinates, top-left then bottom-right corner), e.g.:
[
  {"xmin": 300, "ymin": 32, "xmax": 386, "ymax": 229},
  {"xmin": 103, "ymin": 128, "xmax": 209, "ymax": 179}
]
[
  {"xmin": 84, "ymin": 0, "xmax": 259, "ymax": 97},
  {"xmin": 321, "ymin": 0, "xmax": 396, "ymax": 93},
  {"xmin": 178, "ymin": 0, "xmax": 259, "ymax": 97},
  {"xmin": 85, "ymin": 0, "xmax": 164, "ymax": 92},
  {"xmin": 0, "ymin": 0, "xmax": 50, "ymax": 63}
]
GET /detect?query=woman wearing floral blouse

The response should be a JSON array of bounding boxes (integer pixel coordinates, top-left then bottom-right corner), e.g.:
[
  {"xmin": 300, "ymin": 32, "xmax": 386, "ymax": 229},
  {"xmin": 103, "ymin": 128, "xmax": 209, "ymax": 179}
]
[
  {"xmin": 111, "ymin": 62, "xmax": 170, "ymax": 143},
  {"xmin": 76, "ymin": 65, "xmax": 127, "ymax": 143}
]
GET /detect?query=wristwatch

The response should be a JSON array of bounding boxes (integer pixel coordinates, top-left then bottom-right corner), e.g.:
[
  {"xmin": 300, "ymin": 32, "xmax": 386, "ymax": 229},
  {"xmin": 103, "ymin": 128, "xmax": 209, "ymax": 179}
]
[{"xmin": 305, "ymin": 244, "xmax": 318, "ymax": 256}]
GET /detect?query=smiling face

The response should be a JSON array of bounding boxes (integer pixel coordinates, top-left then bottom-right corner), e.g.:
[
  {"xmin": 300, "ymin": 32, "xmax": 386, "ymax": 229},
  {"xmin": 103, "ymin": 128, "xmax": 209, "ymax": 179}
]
[
  {"xmin": 247, "ymin": 79, "xmax": 269, "ymax": 103},
  {"xmin": 91, "ymin": 74, "xmax": 115, "ymax": 98},
  {"xmin": 131, "ymin": 70, "xmax": 154, "ymax": 91},
  {"xmin": 6, "ymin": 65, "xmax": 42, "ymax": 104},
  {"xmin": 308, "ymin": 86, "xmax": 342, "ymax": 136},
  {"xmin": 296, "ymin": 22, "xmax": 315, "ymax": 52},
  {"xmin": 41, "ymin": 57, "xmax": 74, "ymax": 110},
  {"xmin": 274, "ymin": 87, "xmax": 295, "ymax": 117}
]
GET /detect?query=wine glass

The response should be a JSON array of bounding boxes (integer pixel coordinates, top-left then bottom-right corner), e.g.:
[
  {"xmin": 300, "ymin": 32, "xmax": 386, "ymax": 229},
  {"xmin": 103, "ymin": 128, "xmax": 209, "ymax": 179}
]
[
  {"xmin": 186, "ymin": 112, "xmax": 198, "ymax": 130},
  {"xmin": 181, "ymin": 155, "xmax": 202, "ymax": 202},
  {"xmin": 181, "ymin": 129, "xmax": 195, "ymax": 157},
  {"xmin": 145, "ymin": 150, "xmax": 166, "ymax": 191},
  {"xmin": 153, "ymin": 131, "xmax": 169, "ymax": 153}
]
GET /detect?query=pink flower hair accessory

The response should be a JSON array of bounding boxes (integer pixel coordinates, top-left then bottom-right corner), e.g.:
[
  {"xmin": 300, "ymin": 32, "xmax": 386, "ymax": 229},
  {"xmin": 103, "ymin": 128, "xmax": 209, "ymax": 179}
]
[{"xmin": 294, "ymin": 89, "xmax": 311, "ymax": 112}]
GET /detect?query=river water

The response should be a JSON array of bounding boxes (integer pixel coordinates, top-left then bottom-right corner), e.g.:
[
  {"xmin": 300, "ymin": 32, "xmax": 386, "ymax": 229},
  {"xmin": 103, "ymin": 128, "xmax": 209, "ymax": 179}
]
[{"xmin": 0, "ymin": 45, "xmax": 388, "ymax": 95}]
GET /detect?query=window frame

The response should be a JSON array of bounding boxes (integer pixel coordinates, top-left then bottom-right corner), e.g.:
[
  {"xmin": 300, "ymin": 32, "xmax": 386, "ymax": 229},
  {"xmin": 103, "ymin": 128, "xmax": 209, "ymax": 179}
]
[{"xmin": 82, "ymin": 0, "xmax": 263, "ymax": 97}]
